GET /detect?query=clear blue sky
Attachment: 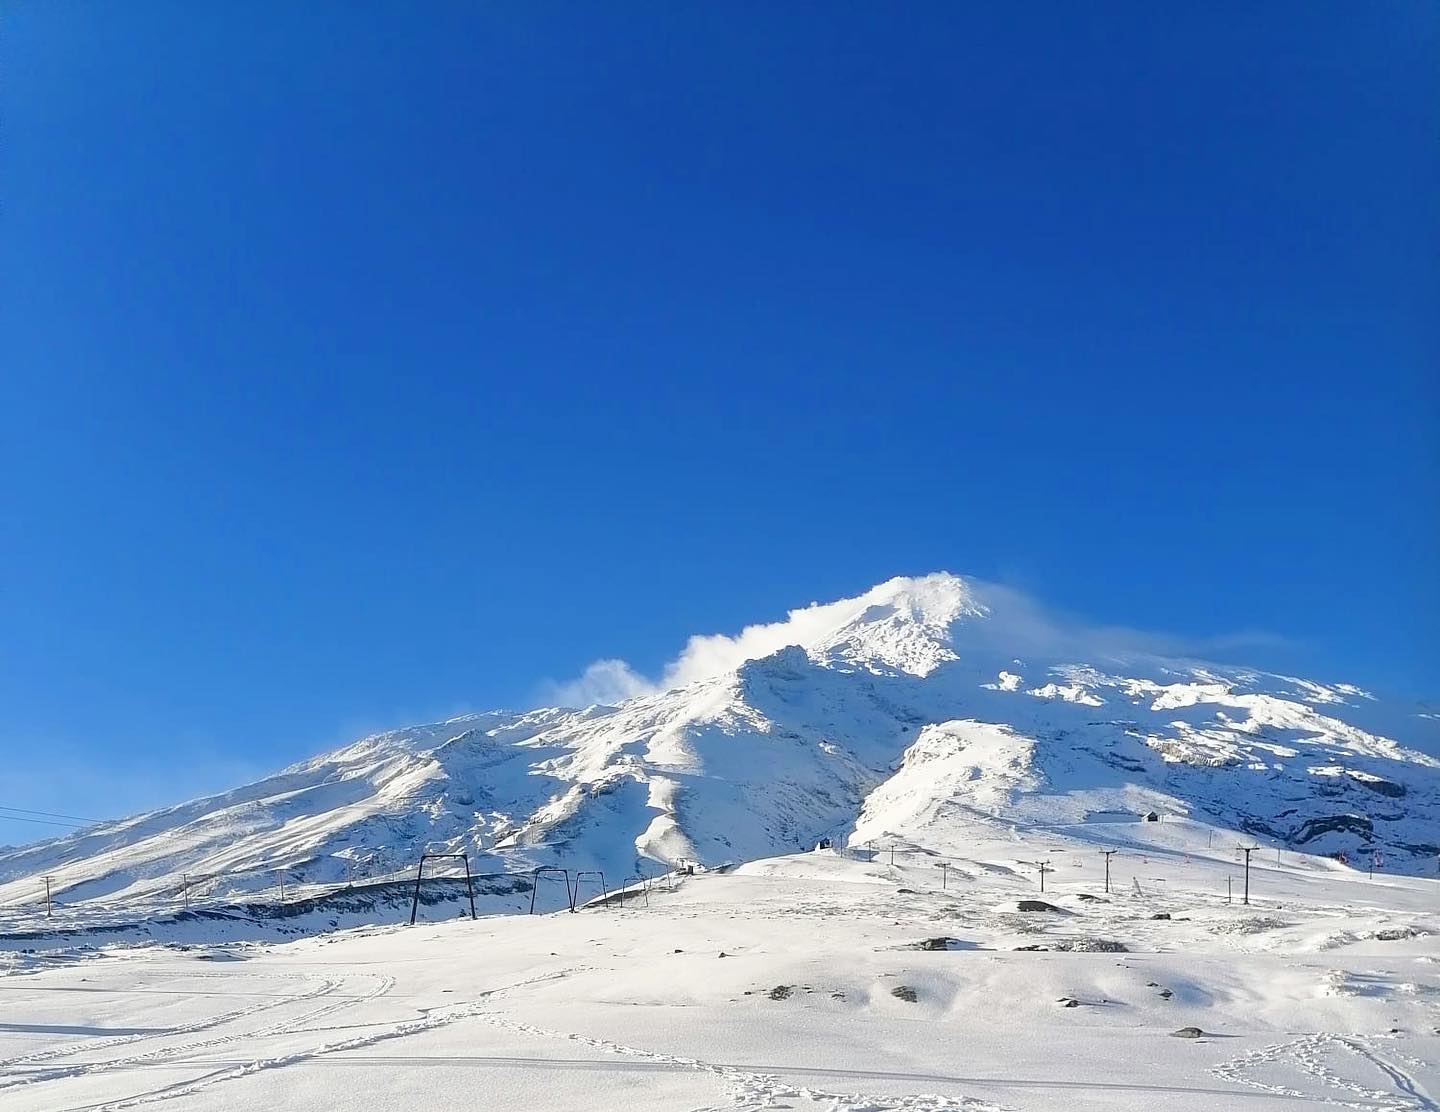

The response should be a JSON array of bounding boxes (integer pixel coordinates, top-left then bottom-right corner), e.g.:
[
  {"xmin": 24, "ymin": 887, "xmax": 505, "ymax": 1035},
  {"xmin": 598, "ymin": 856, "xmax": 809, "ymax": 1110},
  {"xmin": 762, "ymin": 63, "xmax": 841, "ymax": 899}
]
[{"xmin": 2, "ymin": 2, "xmax": 1436, "ymax": 845}]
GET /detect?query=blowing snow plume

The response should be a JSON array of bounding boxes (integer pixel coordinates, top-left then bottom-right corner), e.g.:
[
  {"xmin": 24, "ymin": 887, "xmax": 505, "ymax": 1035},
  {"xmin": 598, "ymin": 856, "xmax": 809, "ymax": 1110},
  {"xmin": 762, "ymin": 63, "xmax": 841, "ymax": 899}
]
[{"xmin": 543, "ymin": 571, "xmax": 1287, "ymax": 708}]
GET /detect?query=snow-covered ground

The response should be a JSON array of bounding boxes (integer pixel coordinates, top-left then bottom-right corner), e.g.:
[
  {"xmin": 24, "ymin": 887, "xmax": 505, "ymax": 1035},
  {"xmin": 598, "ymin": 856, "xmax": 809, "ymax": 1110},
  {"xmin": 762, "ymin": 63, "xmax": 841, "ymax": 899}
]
[{"xmin": 3, "ymin": 819, "xmax": 1437, "ymax": 1112}]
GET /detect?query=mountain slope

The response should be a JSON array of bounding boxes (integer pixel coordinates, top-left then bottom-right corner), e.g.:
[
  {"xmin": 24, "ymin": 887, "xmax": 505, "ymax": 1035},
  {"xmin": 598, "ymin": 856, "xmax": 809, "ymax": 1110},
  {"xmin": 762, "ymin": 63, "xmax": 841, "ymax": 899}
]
[{"xmin": 2, "ymin": 573, "xmax": 1436, "ymax": 915}]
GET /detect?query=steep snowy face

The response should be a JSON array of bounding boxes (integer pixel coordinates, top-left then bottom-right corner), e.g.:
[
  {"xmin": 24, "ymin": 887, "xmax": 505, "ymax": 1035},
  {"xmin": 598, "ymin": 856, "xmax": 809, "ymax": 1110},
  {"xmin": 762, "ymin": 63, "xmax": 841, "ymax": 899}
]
[
  {"xmin": 797, "ymin": 573, "xmax": 986, "ymax": 677},
  {"xmin": 1, "ymin": 572, "xmax": 1435, "ymax": 916},
  {"xmin": 850, "ymin": 720, "xmax": 1043, "ymax": 842}
]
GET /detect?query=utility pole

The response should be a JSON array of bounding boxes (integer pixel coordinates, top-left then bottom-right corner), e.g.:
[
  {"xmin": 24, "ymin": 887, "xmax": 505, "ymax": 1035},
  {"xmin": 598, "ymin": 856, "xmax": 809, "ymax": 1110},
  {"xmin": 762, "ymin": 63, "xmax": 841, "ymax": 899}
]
[
  {"xmin": 182, "ymin": 874, "xmax": 190, "ymax": 910},
  {"xmin": 43, "ymin": 876, "xmax": 53, "ymax": 918},
  {"xmin": 277, "ymin": 869, "xmax": 287, "ymax": 904},
  {"xmin": 1100, "ymin": 850, "xmax": 1118, "ymax": 894},
  {"xmin": 1239, "ymin": 846, "xmax": 1258, "ymax": 905},
  {"xmin": 1227, "ymin": 876, "xmax": 1233, "ymax": 903},
  {"xmin": 889, "ymin": 844, "xmax": 895, "ymax": 868},
  {"xmin": 1034, "ymin": 860, "xmax": 1053, "ymax": 893},
  {"xmin": 936, "ymin": 862, "xmax": 949, "ymax": 890}
]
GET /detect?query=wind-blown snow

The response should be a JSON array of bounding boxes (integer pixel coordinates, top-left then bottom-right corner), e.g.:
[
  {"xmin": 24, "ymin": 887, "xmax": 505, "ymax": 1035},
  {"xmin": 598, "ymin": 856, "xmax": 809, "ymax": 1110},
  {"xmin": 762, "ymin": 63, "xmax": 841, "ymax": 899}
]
[
  {"xmin": 661, "ymin": 572, "xmax": 985, "ymax": 684},
  {"xmin": 548, "ymin": 572, "xmax": 987, "ymax": 704}
]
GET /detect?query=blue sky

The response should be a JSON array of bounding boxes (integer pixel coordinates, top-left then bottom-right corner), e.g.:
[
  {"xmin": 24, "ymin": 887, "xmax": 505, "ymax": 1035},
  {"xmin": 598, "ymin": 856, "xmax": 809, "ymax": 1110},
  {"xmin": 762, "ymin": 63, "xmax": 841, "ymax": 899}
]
[{"xmin": 2, "ymin": 2, "xmax": 1436, "ymax": 846}]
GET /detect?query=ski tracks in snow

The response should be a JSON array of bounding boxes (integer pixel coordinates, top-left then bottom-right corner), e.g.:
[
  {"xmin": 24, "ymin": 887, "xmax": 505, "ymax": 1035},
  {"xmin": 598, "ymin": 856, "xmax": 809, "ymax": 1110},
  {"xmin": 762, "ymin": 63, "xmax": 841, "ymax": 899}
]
[
  {"xmin": 1212, "ymin": 1032, "xmax": 1438, "ymax": 1111},
  {"xmin": 5, "ymin": 955, "xmax": 1000, "ymax": 1112},
  {"xmin": 25, "ymin": 968, "xmax": 575, "ymax": 1112},
  {"xmin": 0, "ymin": 972, "xmax": 341, "ymax": 1080},
  {"xmin": 471, "ymin": 1009, "xmax": 1003, "ymax": 1112},
  {"xmin": 0, "ymin": 971, "xmax": 393, "ymax": 1110},
  {"xmin": 10, "ymin": 957, "xmax": 1435, "ymax": 1112},
  {"xmin": 1339, "ymin": 1038, "xmax": 1440, "ymax": 1112}
]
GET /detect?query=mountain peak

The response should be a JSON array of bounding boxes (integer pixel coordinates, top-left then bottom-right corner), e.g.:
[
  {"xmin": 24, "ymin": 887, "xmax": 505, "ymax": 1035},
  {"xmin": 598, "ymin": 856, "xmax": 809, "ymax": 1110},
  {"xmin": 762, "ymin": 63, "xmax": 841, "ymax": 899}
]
[{"xmin": 797, "ymin": 572, "xmax": 986, "ymax": 677}]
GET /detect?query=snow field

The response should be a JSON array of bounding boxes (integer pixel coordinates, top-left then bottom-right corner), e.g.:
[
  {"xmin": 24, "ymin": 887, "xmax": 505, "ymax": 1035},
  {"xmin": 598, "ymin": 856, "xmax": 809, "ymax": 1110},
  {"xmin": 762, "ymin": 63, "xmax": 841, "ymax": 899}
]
[{"xmin": 2, "ymin": 823, "xmax": 1436, "ymax": 1112}]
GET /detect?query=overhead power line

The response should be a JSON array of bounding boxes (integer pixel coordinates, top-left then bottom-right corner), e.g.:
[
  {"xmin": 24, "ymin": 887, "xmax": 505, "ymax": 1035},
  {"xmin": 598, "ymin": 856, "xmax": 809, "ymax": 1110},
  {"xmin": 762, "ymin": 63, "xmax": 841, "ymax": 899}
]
[
  {"xmin": 0, "ymin": 803, "xmax": 106, "ymax": 825},
  {"xmin": 0, "ymin": 813, "xmax": 90, "ymax": 830}
]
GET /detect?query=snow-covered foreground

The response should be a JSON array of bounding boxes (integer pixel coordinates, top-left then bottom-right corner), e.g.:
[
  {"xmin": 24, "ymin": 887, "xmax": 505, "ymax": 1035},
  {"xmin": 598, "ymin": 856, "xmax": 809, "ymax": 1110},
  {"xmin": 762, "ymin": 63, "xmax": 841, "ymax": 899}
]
[{"xmin": 3, "ymin": 823, "xmax": 1437, "ymax": 1112}]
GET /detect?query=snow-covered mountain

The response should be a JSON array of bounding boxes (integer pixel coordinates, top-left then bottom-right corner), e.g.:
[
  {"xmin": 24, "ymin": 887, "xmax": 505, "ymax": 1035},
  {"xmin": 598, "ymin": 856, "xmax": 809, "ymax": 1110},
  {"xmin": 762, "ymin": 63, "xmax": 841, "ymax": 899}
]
[{"xmin": 4, "ymin": 573, "xmax": 1437, "ymax": 912}]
